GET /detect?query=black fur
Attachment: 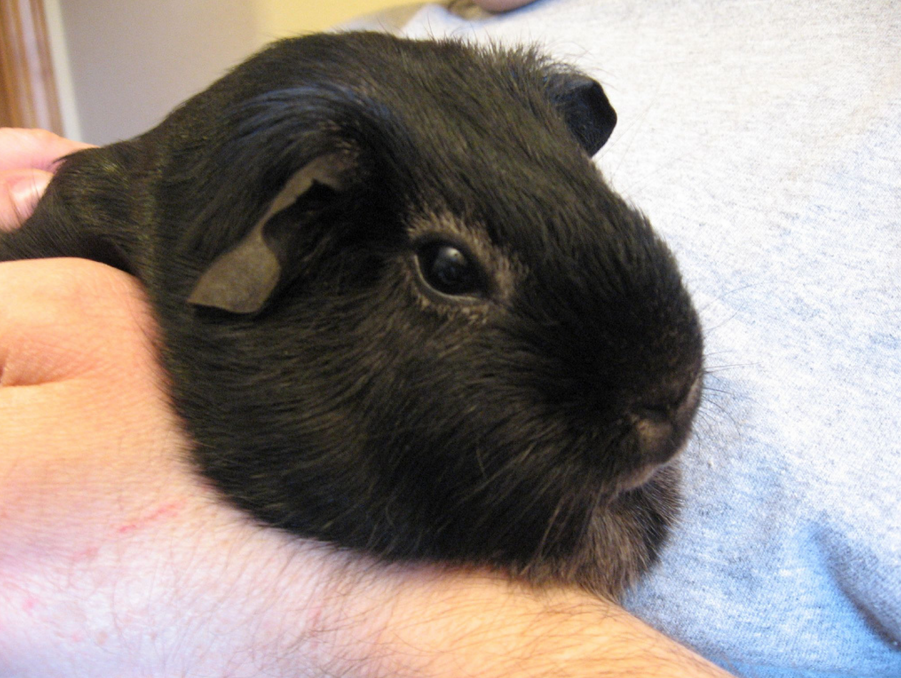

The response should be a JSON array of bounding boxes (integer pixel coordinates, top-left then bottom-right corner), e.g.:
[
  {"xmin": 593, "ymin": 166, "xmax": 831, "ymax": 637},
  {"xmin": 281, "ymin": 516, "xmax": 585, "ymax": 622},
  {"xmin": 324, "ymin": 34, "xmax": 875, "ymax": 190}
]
[{"xmin": 0, "ymin": 32, "xmax": 703, "ymax": 598}]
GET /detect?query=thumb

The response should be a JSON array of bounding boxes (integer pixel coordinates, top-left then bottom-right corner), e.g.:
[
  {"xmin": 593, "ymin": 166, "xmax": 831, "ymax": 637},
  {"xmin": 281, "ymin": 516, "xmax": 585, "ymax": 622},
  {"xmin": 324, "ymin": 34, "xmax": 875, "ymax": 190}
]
[{"xmin": 0, "ymin": 169, "xmax": 53, "ymax": 232}]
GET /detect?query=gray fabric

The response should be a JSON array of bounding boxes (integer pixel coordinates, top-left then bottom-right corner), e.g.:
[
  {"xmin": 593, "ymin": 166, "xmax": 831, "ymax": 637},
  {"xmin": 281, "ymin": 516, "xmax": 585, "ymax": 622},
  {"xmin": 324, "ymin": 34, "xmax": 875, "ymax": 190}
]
[{"xmin": 351, "ymin": 1, "xmax": 901, "ymax": 675}]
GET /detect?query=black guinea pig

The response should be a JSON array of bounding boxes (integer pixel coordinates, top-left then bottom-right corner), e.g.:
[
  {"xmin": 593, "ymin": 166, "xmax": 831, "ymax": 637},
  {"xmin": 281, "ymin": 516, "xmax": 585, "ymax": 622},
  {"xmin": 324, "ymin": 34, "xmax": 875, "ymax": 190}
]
[{"xmin": 0, "ymin": 32, "xmax": 703, "ymax": 599}]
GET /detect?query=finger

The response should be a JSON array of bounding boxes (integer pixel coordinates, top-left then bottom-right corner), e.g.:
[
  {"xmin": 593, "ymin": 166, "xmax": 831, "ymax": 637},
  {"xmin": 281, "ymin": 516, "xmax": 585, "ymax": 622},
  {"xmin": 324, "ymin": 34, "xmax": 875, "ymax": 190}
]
[
  {"xmin": 0, "ymin": 258, "xmax": 157, "ymax": 387},
  {"xmin": 0, "ymin": 127, "xmax": 93, "ymax": 173},
  {"xmin": 0, "ymin": 168, "xmax": 53, "ymax": 232}
]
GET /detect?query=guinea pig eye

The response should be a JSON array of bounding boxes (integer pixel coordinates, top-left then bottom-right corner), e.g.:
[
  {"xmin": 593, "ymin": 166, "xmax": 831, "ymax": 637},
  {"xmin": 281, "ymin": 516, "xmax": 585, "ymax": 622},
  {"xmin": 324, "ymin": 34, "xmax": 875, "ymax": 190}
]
[{"xmin": 415, "ymin": 241, "xmax": 484, "ymax": 298}]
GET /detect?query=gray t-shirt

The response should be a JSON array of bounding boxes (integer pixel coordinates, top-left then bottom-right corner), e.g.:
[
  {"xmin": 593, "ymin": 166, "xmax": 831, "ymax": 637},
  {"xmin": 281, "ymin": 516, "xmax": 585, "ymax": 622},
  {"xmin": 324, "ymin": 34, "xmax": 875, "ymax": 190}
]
[{"xmin": 351, "ymin": 1, "xmax": 901, "ymax": 675}]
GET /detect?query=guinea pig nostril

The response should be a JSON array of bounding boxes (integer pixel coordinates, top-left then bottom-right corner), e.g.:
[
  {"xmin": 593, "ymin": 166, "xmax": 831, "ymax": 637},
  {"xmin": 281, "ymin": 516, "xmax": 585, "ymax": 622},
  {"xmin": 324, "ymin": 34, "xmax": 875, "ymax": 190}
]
[{"xmin": 649, "ymin": 371, "xmax": 703, "ymax": 422}]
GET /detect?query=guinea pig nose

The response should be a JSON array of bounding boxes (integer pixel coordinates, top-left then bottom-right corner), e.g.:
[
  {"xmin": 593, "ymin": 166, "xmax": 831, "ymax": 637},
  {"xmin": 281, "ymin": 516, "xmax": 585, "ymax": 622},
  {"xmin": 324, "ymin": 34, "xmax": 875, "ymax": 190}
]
[
  {"xmin": 631, "ymin": 373, "xmax": 703, "ymax": 464},
  {"xmin": 631, "ymin": 408, "xmax": 678, "ymax": 465}
]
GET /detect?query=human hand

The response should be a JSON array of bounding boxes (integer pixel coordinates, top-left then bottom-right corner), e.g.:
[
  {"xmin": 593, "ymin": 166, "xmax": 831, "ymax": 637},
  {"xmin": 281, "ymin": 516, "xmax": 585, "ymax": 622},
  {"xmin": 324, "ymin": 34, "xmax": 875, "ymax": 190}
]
[
  {"xmin": 0, "ymin": 130, "xmax": 731, "ymax": 676},
  {"xmin": 0, "ymin": 255, "xmax": 335, "ymax": 675}
]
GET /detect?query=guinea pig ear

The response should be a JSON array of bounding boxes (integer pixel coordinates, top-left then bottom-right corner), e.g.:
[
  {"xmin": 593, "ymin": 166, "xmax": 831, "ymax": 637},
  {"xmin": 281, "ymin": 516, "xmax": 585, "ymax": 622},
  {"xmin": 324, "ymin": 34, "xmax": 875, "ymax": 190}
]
[
  {"xmin": 546, "ymin": 72, "xmax": 617, "ymax": 156},
  {"xmin": 187, "ymin": 152, "xmax": 352, "ymax": 314}
]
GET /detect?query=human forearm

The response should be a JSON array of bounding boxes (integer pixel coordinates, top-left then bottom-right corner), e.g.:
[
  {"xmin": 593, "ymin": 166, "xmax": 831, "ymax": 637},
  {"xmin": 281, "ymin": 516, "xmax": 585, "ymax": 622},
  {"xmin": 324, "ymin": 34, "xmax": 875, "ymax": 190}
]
[{"xmin": 322, "ymin": 566, "xmax": 732, "ymax": 678}]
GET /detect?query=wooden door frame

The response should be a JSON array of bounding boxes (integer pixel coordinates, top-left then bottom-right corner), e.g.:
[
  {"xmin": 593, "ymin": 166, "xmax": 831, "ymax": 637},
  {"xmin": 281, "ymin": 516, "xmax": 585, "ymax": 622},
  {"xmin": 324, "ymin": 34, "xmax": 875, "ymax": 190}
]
[{"xmin": 0, "ymin": 0, "xmax": 63, "ymax": 132}]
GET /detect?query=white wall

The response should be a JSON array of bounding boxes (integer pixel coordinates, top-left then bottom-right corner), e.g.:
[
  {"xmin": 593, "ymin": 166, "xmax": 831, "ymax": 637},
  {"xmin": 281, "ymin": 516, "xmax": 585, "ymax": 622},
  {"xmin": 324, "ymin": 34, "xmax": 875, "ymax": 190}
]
[{"xmin": 47, "ymin": 0, "xmax": 415, "ymax": 144}]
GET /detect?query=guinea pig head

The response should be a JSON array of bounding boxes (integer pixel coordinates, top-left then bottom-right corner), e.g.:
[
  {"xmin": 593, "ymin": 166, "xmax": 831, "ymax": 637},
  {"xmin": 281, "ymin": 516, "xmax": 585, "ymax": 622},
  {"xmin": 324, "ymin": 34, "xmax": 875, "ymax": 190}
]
[{"xmin": 158, "ymin": 34, "xmax": 703, "ymax": 596}]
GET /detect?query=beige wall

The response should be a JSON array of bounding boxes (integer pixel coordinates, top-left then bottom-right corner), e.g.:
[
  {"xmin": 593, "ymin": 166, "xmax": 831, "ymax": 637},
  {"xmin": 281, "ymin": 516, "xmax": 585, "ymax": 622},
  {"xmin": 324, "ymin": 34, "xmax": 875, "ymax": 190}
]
[
  {"xmin": 256, "ymin": 0, "xmax": 413, "ymax": 37},
  {"xmin": 46, "ymin": 0, "xmax": 415, "ymax": 144}
]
